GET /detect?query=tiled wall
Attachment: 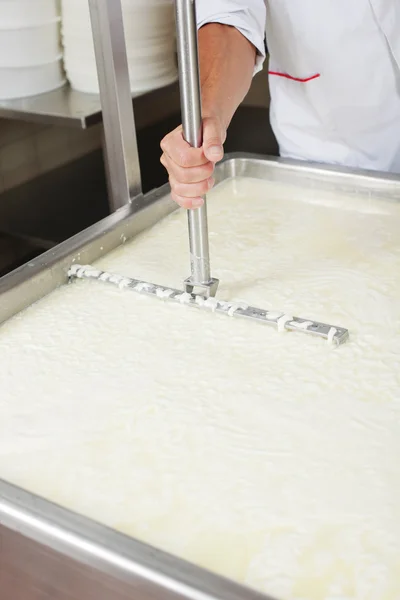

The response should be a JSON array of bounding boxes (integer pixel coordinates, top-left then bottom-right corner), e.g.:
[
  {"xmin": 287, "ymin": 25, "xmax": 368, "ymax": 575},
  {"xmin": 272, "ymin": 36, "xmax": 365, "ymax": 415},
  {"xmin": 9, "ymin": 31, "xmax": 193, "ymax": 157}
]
[{"xmin": 0, "ymin": 119, "xmax": 102, "ymax": 194}]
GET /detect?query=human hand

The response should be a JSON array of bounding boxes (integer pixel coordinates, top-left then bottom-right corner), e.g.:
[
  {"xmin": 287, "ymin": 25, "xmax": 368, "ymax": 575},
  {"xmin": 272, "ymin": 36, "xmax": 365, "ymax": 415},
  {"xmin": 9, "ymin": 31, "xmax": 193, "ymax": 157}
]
[{"xmin": 160, "ymin": 115, "xmax": 226, "ymax": 209}]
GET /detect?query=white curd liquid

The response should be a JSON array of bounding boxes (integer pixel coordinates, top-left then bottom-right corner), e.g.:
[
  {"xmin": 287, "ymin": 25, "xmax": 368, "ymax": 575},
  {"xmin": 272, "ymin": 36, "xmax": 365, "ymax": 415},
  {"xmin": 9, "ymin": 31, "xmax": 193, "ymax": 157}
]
[{"xmin": 0, "ymin": 177, "xmax": 399, "ymax": 600}]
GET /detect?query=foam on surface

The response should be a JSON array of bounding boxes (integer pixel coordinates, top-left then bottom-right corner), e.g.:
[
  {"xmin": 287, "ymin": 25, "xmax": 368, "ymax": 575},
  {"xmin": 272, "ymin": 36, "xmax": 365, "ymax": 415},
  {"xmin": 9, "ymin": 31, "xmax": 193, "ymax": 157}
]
[{"xmin": 1, "ymin": 177, "xmax": 400, "ymax": 600}]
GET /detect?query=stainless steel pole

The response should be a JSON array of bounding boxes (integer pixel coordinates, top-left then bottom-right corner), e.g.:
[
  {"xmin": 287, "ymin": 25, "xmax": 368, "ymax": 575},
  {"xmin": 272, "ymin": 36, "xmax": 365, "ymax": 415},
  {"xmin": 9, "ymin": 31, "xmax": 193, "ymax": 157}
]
[
  {"xmin": 175, "ymin": 0, "xmax": 219, "ymax": 297},
  {"xmin": 88, "ymin": 0, "xmax": 142, "ymax": 211}
]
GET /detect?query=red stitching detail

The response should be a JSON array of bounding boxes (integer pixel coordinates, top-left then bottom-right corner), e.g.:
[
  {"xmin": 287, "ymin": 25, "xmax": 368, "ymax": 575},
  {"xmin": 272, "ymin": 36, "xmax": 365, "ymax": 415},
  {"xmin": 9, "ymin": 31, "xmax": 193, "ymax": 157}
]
[{"xmin": 268, "ymin": 71, "xmax": 320, "ymax": 83}]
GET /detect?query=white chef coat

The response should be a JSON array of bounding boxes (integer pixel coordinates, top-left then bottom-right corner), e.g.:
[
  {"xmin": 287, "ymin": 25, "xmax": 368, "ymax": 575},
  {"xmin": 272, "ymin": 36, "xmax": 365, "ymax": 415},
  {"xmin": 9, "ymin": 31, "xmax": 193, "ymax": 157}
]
[{"xmin": 197, "ymin": 0, "xmax": 400, "ymax": 173}]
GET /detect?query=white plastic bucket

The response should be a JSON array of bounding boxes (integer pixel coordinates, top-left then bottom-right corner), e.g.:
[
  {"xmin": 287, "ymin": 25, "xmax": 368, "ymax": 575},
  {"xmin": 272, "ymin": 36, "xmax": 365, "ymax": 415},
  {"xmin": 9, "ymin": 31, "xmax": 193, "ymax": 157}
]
[
  {"xmin": 61, "ymin": 9, "xmax": 174, "ymax": 42},
  {"xmin": 0, "ymin": 21, "xmax": 61, "ymax": 67},
  {"xmin": 0, "ymin": 0, "xmax": 59, "ymax": 28},
  {"xmin": 0, "ymin": 59, "xmax": 65, "ymax": 99},
  {"xmin": 61, "ymin": 0, "xmax": 177, "ymax": 95},
  {"xmin": 61, "ymin": 0, "xmax": 174, "ymax": 38},
  {"xmin": 66, "ymin": 66, "xmax": 177, "ymax": 95},
  {"xmin": 65, "ymin": 53, "xmax": 176, "ymax": 78},
  {"xmin": 62, "ymin": 34, "xmax": 175, "ymax": 62},
  {"xmin": 62, "ymin": 0, "xmax": 173, "ymax": 14}
]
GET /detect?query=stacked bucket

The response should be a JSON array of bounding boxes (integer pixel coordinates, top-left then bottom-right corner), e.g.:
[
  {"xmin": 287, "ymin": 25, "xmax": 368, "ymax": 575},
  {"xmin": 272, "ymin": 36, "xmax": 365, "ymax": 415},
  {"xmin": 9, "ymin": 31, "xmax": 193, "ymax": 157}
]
[
  {"xmin": 0, "ymin": 0, "xmax": 65, "ymax": 99},
  {"xmin": 61, "ymin": 0, "xmax": 177, "ymax": 95}
]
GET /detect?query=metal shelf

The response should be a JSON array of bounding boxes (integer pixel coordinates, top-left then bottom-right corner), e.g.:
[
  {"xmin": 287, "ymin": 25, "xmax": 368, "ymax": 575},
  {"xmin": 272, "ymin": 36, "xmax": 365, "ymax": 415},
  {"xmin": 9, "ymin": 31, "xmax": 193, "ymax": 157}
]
[{"xmin": 0, "ymin": 80, "xmax": 179, "ymax": 129}]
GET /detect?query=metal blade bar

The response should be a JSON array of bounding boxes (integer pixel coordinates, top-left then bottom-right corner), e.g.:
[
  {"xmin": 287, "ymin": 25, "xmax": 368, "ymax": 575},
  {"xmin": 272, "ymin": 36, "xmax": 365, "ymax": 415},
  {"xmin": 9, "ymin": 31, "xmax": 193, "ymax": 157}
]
[{"xmin": 69, "ymin": 265, "xmax": 349, "ymax": 345}]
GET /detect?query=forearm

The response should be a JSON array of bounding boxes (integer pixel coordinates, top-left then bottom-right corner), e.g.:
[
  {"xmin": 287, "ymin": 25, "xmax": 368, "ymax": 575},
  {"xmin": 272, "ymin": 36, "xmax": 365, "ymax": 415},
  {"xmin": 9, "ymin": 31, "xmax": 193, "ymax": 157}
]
[
  {"xmin": 199, "ymin": 23, "xmax": 257, "ymax": 130},
  {"xmin": 160, "ymin": 23, "xmax": 258, "ymax": 209}
]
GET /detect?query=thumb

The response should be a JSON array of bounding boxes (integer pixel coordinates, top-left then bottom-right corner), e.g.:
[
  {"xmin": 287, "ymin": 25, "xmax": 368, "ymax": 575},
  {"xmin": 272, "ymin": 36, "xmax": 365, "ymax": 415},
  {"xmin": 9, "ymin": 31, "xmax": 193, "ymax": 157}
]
[{"xmin": 202, "ymin": 116, "xmax": 225, "ymax": 163}]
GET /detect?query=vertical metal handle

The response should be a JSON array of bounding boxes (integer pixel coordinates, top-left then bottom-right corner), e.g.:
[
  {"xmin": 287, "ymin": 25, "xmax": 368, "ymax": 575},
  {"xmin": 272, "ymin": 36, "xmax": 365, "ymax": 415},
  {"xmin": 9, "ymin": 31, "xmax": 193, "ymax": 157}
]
[
  {"xmin": 175, "ymin": 0, "xmax": 202, "ymax": 148},
  {"xmin": 175, "ymin": 0, "xmax": 217, "ymax": 295},
  {"xmin": 89, "ymin": 0, "xmax": 142, "ymax": 211}
]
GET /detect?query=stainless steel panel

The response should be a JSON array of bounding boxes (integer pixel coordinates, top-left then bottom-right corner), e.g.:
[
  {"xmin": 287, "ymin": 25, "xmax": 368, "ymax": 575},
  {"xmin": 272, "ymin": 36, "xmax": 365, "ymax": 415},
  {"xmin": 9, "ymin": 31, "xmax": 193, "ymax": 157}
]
[
  {"xmin": 0, "ymin": 85, "xmax": 101, "ymax": 129},
  {"xmin": 0, "ymin": 479, "xmax": 273, "ymax": 600},
  {"xmin": 215, "ymin": 155, "xmax": 400, "ymax": 200},
  {"xmin": 0, "ymin": 82, "xmax": 179, "ymax": 129}
]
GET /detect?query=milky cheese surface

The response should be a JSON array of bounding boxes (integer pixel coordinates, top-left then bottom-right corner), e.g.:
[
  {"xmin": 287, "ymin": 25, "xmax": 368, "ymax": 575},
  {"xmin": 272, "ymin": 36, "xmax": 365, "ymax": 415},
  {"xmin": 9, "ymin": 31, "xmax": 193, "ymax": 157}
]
[{"xmin": 1, "ymin": 177, "xmax": 400, "ymax": 600}]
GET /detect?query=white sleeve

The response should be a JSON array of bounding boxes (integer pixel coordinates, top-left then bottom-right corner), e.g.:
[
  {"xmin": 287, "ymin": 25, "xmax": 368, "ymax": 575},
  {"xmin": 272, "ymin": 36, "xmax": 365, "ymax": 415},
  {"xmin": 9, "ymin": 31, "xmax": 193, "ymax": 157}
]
[{"xmin": 196, "ymin": 0, "xmax": 267, "ymax": 74}]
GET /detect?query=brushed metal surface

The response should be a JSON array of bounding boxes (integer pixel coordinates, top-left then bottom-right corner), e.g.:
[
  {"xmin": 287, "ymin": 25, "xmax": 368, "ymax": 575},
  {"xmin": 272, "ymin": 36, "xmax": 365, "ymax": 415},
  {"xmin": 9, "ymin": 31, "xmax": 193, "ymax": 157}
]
[
  {"xmin": 175, "ymin": 0, "xmax": 216, "ymax": 294},
  {"xmin": 0, "ymin": 479, "xmax": 274, "ymax": 600},
  {"xmin": 0, "ymin": 81, "xmax": 179, "ymax": 130},
  {"xmin": 0, "ymin": 527, "xmax": 138, "ymax": 600},
  {"xmin": 69, "ymin": 264, "xmax": 349, "ymax": 345}
]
